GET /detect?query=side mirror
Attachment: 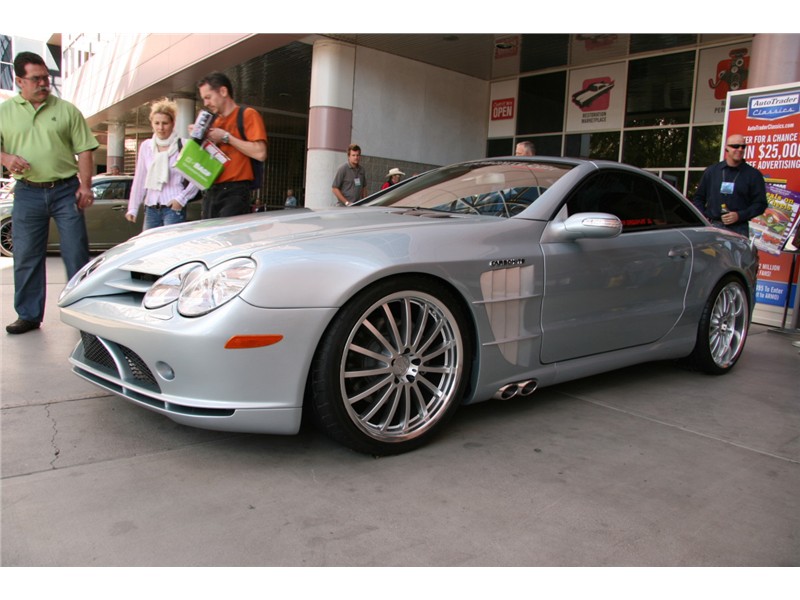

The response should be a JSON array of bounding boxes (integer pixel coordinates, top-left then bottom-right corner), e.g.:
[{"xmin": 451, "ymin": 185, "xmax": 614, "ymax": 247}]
[{"xmin": 547, "ymin": 212, "xmax": 623, "ymax": 241}]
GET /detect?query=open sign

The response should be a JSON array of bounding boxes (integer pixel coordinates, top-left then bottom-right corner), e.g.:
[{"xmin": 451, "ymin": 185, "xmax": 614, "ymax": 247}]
[{"xmin": 491, "ymin": 98, "xmax": 515, "ymax": 120}]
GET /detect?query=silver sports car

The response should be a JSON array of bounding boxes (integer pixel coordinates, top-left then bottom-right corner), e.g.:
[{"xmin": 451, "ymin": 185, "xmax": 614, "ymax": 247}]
[{"xmin": 58, "ymin": 158, "xmax": 758, "ymax": 455}]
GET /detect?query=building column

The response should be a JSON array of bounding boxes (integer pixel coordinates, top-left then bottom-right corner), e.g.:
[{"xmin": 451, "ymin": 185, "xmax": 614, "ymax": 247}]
[
  {"xmin": 106, "ymin": 121, "xmax": 125, "ymax": 174},
  {"xmin": 305, "ymin": 38, "xmax": 357, "ymax": 208},
  {"xmin": 173, "ymin": 95, "xmax": 197, "ymax": 142},
  {"xmin": 749, "ymin": 34, "xmax": 800, "ymax": 88}
]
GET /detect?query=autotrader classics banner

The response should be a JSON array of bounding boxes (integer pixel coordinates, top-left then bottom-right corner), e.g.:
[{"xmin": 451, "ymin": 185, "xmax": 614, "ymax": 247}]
[{"xmin": 726, "ymin": 82, "xmax": 800, "ymax": 317}]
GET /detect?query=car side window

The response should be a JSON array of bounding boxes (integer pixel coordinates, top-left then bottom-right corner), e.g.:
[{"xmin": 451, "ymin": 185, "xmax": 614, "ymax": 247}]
[
  {"xmin": 105, "ymin": 181, "xmax": 127, "ymax": 199},
  {"xmin": 92, "ymin": 180, "xmax": 128, "ymax": 200},
  {"xmin": 566, "ymin": 171, "xmax": 696, "ymax": 233},
  {"xmin": 656, "ymin": 181, "xmax": 705, "ymax": 227},
  {"xmin": 92, "ymin": 181, "xmax": 111, "ymax": 200}
]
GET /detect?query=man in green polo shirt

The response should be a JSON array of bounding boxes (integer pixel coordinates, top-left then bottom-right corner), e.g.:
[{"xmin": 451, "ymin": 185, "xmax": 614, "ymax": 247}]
[{"xmin": 0, "ymin": 51, "xmax": 99, "ymax": 334}]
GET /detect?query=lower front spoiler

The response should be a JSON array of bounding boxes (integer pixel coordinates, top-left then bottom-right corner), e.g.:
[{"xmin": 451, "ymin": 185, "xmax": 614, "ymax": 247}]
[{"xmin": 71, "ymin": 363, "xmax": 303, "ymax": 435}]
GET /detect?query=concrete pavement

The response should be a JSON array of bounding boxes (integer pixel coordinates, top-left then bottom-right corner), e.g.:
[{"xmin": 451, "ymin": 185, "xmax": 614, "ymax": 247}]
[{"xmin": 1, "ymin": 255, "xmax": 799, "ymax": 566}]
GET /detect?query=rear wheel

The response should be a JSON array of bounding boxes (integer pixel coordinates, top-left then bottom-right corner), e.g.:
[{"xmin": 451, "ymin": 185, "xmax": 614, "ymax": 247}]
[
  {"xmin": 309, "ymin": 277, "xmax": 471, "ymax": 455},
  {"xmin": 0, "ymin": 218, "xmax": 12, "ymax": 257},
  {"xmin": 684, "ymin": 276, "xmax": 749, "ymax": 374}
]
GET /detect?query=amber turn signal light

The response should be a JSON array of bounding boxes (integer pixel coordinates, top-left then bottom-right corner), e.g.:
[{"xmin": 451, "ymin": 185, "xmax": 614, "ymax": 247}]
[{"xmin": 224, "ymin": 335, "xmax": 284, "ymax": 349}]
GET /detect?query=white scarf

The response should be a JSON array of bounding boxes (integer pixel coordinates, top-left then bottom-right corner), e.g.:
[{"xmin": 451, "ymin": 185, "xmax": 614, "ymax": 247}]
[{"xmin": 145, "ymin": 132, "xmax": 179, "ymax": 191}]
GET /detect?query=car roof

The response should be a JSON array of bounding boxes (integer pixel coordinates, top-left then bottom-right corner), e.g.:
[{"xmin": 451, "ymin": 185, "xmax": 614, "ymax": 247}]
[{"xmin": 92, "ymin": 175, "xmax": 133, "ymax": 181}]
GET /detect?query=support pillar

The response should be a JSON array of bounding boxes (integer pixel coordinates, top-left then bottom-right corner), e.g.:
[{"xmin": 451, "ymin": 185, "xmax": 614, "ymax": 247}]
[
  {"xmin": 106, "ymin": 121, "xmax": 125, "ymax": 174},
  {"xmin": 749, "ymin": 34, "xmax": 800, "ymax": 89},
  {"xmin": 173, "ymin": 95, "xmax": 197, "ymax": 142},
  {"xmin": 305, "ymin": 39, "xmax": 357, "ymax": 208}
]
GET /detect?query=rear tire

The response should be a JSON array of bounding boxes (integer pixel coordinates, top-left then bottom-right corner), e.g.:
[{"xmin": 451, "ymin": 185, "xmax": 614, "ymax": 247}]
[
  {"xmin": 309, "ymin": 276, "xmax": 471, "ymax": 455},
  {"xmin": 0, "ymin": 218, "xmax": 12, "ymax": 257},
  {"xmin": 684, "ymin": 275, "xmax": 749, "ymax": 374}
]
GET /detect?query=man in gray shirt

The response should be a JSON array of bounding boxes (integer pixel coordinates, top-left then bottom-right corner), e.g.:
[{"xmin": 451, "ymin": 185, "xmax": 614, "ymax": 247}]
[{"xmin": 332, "ymin": 144, "xmax": 367, "ymax": 205}]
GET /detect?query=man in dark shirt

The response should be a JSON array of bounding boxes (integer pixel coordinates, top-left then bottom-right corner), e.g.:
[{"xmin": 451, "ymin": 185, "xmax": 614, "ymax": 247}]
[{"xmin": 692, "ymin": 133, "xmax": 767, "ymax": 236}]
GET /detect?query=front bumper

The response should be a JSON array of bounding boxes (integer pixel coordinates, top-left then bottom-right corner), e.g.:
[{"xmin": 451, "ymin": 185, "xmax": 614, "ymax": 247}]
[{"xmin": 60, "ymin": 295, "xmax": 338, "ymax": 434}]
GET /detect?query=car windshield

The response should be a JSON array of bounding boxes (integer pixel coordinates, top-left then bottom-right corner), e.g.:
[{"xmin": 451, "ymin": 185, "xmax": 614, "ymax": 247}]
[{"xmin": 363, "ymin": 161, "xmax": 573, "ymax": 217}]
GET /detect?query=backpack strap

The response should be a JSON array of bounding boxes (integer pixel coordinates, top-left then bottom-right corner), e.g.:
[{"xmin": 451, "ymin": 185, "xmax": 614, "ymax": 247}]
[
  {"xmin": 237, "ymin": 105, "xmax": 248, "ymax": 142},
  {"xmin": 235, "ymin": 105, "xmax": 264, "ymax": 191}
]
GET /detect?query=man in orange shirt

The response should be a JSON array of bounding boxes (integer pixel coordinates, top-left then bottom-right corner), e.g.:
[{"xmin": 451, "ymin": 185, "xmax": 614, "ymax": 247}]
[{"xmin": 196, "ymin": 72, "xmax": 267, "ymax": 218}]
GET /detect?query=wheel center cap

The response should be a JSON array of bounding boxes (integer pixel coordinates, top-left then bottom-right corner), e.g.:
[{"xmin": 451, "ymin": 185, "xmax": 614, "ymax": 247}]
[{"xmin": 392, "ymin": 355, "xmax": 418, "ymax": 380}]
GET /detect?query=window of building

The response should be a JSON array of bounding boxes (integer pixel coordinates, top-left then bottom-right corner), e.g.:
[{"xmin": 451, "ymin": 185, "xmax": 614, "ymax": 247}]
[
  {"xmin": 622, "ymin": 127, "xmax": 689, "ymax": 169},
  {"xmin": 687, "ymin": 171, "xmax": 705, "ymax": 200},
  {"xmin": 1, "ymin": 35, "xmax": 13, "ymax": 91},
  {"xmin": 690, "ymin": 125, "xmax": 724, "ymax": 167},
  {"xmin": 520, "ymin": 34, "xmax": 569, "ymax": 72},
  {"xmin": 564, "ymin": 132, "xmax": 621, "ymax": 160},
  {"xmin": 518, "ymin": 135, "xmax": 563, "ymax": 157},
  {"xmin": 657, "ymin": 171, "xmax": 685, "ymax": 192},
  {"xmin": 487, "ymin": 138, "xmax": 513, "ymax": 157},
  {"xmin": 625, "ymin": 51, "xmax": 695, "ymax": 127},
  {"xmin": 517, "ymin": 71, "xmax": 567, "ymax": 135},
  {"xmin": 488, "ymin": 34, "xmax": 754, "ymax": 196},
  {"xmin": 629, "ymin": 34, "xmax": 698, "ymax": 54}
]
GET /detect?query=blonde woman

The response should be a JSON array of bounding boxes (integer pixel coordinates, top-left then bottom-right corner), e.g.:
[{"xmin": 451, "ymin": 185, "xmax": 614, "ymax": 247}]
[{"xmin": 127, "ymin": 98, "xmax": 199, "ymax": 229}]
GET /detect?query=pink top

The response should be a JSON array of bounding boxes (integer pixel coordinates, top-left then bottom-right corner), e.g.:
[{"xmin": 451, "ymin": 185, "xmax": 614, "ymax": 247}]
[{"xmin": 127, "ymin": 138, "xmax": 199, "ymax": 218}]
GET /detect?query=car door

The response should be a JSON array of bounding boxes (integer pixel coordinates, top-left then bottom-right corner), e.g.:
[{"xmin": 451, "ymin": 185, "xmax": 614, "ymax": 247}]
[
  {"xmin": 47, "ymin": 177, "xmax": 141, "ymax": 252},
  {"xmin": 87, "ymin": 178, "xmax": 141, "ymax": 247},
  {"xmin": 539, "ymin": 170, "xmax": 694, "ymax": 364}
]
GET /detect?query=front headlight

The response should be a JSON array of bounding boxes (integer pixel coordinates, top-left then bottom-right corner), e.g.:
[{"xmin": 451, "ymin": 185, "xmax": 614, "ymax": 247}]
[
  {"xmin": 143, "ymin": 258, "xmax": 256, "ymax": 317},
  {"xmin": 143, "ymin": 262, "xmax": 204, "ymax": 309}
]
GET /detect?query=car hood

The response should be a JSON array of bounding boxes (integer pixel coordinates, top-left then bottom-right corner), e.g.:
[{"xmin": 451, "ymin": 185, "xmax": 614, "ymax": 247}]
[{"xmin": 97, "ymin": 206, "xmax": 473, "ymax": 275}]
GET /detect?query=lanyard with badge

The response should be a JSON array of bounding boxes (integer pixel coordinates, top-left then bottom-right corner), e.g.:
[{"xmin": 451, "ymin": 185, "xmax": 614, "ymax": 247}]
[{"xmin": 720, "ymin": 168, "xmax": 739, "ymax": 195}]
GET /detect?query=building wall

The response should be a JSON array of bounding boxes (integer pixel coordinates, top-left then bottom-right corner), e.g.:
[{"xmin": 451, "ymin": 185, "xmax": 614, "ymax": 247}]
[
  {"xmin": 306, "ymin": 43, "xmax": 490, "ymax": 205},
  {"xmin": 483, "ymin": 34, "xmax": 795, "ymax": 198},
  {"xmin": 62, "ymin": 33, "xmax": 267, "ymax": 122},
  {"xmin": 352, "ymin": 45, "xmax": 489, "ymax": 168},
  {"xmin": 48, "ymin": 33, "xmax": 800, "ymax": 205}
]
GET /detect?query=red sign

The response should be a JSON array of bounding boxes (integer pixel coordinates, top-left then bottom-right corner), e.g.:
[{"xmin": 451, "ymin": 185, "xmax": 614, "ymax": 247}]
[
  {"xmin": 491, "ymin": 98, "xmax": 515, "ymax": 121},
  {"xmin": 726, "ymin": 83, "xmax": 800, "ymax": 321}
]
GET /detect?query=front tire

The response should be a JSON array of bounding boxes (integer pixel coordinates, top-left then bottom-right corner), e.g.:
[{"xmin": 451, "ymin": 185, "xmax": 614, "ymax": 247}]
[
  {"xmin": 309, "ymin": 277, "xmax": 471, "ymax": 455},
  {"xmin": 684, "ymin": 275, "xmax": 750, "ymax": 374}
]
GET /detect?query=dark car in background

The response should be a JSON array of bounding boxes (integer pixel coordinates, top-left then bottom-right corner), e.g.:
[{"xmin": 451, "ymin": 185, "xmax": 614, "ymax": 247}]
[{"xmin": 0, "ymin": 175, "xmax": 201, "ymax": 257}]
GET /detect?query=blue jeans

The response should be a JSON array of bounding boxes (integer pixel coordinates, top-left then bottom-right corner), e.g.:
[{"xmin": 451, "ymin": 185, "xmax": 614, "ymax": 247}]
[
  {"xmin": 12, "ymin": 177, "xmax": 89, "ymax": 322},
  {"xmin": 144, "ymin": 205, "xmax": 187, "ymax": 230}
]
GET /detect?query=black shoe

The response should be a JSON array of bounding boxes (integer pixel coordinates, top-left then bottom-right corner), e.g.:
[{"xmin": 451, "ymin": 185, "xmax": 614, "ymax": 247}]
[{"xmin": 6, "ymin": 319, "xmax": 41, "ymax": 334}]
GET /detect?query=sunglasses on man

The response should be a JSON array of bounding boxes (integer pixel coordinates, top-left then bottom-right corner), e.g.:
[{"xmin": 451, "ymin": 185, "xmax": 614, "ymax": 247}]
[{"xmin": 727, "ymin": 144, "xmax": 747, "ymax": 149}]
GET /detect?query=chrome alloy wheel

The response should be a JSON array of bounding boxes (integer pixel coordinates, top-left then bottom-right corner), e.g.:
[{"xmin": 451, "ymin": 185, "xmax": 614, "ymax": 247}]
[
  {"xmin": 0, "ymin": 218, "xmax": 12, "ymax": 257},
  {"xmin": 708, "ymin": 281, "xmax": 749, "ymax": 368},
  {"xmin": 339, "ymin": 291, "xmax": 464, "ymax": 443}
]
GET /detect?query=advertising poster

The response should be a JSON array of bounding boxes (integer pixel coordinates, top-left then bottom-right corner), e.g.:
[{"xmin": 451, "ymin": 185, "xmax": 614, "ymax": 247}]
[
  {"xmin": 569, "ymin": 34, "xmax": 630, "ymax": 67},
  {"xmin": 750, "ymin": 185, "xmax": 799, "ymax": 255},
  {"xmin": 566, "ymin": 62, "xmax": 628, "ymax": 132},
  {"xmin": 488, "ymin": 80, "xmax": 518, "ymax": 139},
  {"xmin": 725, "ymin": 82, "xmax": 800, "ymax": 326},
  {"xmin": 695, "ymin": 44, "xmax": 752, "ymax": 123}
]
